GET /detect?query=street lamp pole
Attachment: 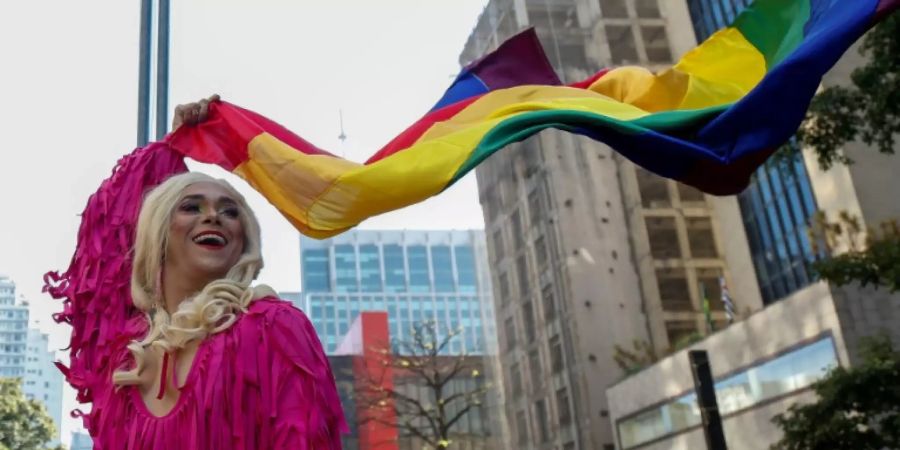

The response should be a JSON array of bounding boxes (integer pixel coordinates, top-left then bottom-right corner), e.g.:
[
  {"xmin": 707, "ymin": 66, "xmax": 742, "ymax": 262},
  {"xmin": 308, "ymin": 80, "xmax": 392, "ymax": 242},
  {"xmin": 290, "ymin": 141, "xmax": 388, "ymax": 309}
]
[{"xmin": 137, "ymin": 0, "xmax": 171, "ymax": 146}]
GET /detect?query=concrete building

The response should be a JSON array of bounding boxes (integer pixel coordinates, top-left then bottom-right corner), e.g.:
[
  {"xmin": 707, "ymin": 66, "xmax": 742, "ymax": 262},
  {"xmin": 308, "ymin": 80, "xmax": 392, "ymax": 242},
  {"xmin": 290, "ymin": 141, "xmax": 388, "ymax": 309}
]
[
  {"xmin": 460, "ymin": 1, "xmax": 762, "ymax": 448},
  {"xmin": 607, "ymin": 282, "xmax": 900, "ymax": 450},
  {"xmin": 23, "ymin": 327, "xmax": 64, "ymax": 446},
  {"xmin": 297, "ymin": 230, "xmax": 497, "ymax": 356},
  {"xmin": 0, "ymin": 275, "xmax": 28, "ymax": 379}
]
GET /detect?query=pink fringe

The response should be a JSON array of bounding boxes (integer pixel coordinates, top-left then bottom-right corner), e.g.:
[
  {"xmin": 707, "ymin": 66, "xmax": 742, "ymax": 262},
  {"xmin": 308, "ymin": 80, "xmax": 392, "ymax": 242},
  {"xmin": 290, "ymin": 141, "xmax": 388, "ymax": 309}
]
[{"xmin": 44, "ymin": 143, "xmax": 187, "ymax": 409}]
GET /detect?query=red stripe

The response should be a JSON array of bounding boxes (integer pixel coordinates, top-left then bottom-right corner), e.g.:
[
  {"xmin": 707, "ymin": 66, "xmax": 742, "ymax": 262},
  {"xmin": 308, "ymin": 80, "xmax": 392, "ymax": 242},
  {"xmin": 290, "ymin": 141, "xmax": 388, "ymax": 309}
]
[
  {"xmin": 365, "ymin": 69, "xmax": 611, "ymax": 164},
  {"xmin": 567, "ymin": 68, "xmax": 611, "ymax": 89},
  {"xmin": 364, "ymin": 96, "xmax": 482, "ymax": 164},
  {"xmin": 167, "ymin": 102, "xmax": 333, "ymax": 171}
]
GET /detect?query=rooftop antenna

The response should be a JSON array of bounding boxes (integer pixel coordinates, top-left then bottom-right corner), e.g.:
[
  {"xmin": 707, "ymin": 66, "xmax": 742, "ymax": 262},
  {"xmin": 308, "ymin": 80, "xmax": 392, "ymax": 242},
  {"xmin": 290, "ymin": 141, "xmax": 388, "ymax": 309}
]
[{"xmin": 338, "ymin": 109, "xmax": 347, "ymax": 158}]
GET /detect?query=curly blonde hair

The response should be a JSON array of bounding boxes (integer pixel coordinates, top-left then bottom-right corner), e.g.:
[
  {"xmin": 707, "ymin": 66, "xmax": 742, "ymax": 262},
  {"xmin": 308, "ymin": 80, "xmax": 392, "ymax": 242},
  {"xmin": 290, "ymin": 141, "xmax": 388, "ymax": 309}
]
[{"xmin": 113, "ymin": 172, "xmax": 274, "ymax": 386}]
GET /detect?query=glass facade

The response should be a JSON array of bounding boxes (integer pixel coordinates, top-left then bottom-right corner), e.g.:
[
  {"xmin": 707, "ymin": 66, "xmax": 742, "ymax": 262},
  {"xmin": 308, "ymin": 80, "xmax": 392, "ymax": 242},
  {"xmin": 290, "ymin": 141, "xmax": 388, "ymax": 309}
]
[
  {"xmin": 297, "ymin": 231, "xmax": 496, "ymax": 355},
  {"xmin": 617, "ymin": 336, "xmax": 838, "ymax": 449},
  {"xmin": 687, "ymin": 0, "xmax": 821, "ymax": 304}
]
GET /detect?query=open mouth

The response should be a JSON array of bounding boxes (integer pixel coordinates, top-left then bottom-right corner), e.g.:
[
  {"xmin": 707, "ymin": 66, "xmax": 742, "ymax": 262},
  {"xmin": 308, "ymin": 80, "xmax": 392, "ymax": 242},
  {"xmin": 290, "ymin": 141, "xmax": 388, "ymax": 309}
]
[{"xmin": 192, "ymin": 231, "xmax": 228, "ymax": 250}]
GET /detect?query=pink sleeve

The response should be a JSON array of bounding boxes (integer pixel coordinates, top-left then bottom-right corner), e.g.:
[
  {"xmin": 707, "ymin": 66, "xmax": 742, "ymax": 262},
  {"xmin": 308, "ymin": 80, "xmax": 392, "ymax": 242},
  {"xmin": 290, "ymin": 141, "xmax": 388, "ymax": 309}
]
[
  {"xmin": 263, "ymin": 302, "xmax": 349, "ymax": 449},
  {"xmin": 43, "ymin": 144, "xmax": 187, "ymax": 412}
]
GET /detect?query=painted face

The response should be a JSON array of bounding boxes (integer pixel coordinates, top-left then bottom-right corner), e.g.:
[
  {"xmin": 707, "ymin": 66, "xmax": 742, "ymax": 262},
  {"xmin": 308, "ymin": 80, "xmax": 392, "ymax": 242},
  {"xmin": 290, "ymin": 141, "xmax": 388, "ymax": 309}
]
[{"xmin": 165, "ymin": 182, "xmax": 245, "ymax": 284}]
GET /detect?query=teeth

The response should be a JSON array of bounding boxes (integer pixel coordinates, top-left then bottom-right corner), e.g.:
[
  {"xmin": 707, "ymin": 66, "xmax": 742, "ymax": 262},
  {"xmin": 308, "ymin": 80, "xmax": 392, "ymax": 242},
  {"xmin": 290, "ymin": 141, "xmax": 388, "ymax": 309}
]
[{"xmin": 193, "ymin": 233, "xmax": 226, "ymax": 245}]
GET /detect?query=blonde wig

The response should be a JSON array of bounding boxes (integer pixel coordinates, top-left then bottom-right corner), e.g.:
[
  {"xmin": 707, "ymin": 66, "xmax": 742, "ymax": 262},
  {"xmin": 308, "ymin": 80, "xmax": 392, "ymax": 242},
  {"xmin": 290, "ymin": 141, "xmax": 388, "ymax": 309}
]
[{"xmin": 113, "ymin": 172, "xmax": 275, "ymax": 385}]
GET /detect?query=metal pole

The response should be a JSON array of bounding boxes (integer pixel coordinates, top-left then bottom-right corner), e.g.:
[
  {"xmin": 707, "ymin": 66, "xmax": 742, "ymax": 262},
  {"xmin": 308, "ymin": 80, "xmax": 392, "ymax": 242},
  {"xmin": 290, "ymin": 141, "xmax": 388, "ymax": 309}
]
[
  {"xmin": 137, "ymin": 0, "xmax": 153, "ymax": 146},
  {"xmin": 689, "ymin": 350, "xmax": 727, "ymax": 450},
  {"xmin": 155, "ymin": 0, "xmax": 170, "ymax": 140}
]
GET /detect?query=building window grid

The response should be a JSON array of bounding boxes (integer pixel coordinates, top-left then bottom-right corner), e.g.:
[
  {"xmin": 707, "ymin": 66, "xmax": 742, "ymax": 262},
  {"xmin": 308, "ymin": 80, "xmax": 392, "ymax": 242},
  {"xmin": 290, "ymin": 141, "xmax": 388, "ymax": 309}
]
[{"xmin": 739, "ymin": 157, "xmax": 818, "ymax": 304}]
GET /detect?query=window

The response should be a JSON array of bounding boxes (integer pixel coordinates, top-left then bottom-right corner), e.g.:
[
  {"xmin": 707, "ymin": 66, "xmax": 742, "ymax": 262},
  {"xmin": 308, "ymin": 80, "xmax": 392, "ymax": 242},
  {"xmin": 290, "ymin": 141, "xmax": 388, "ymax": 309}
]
[
  {"xmin": 618, "ymin": 336, "xmax": 838, "ymax": 449},
  {"xmin": 358, "ymin": 244, "xmax": 382, "ymax": 292},
  {"xmin": 455, "ymin": 245, "xmax": 477, "ymax": 293},
  {"xmin": 432, "ymin": 246, "xmax": 455, "ymax": 293},
  {"xmin": 505, "ymin": 317, "xmax": 517, "ymax": 350},
  {"xmin": 640, "ymin": 25, "xmax": 671, "ymax": 63},
  {"xmin": 656, "ymin": 268, "xmax": 692, "ymax": 311},
  {"xmin": 523, "ymin": 302, "xmax": 536, "ymax": 342},
  {"xmin": 334, "ymin": 244, "xmax": 358, "ymax": 292},
  {"xmin": 529, "ymin": 349, "xmax": 543, "ymax": 388},
  {"xmin": 606, "ymin": 25, "xmax": 639, "ymax": 63},
  {"xmin": 636, "ymin": 0, "xmax": 661, "ymax": 17},
  {"xmin": 301, "ymin": 248, "xmax": 330, "ymax": 292},
  {"xmin": 698, "ymin": 269, "xmax": 726, "ymax": 311},
  {"xmin": 516, "ymin": 410, "xmax": 529, "ymax": 444},
  {"xmin": 510, "ymin": 363, "xmax": 523, "ymax": 396},
  {"xmin": 599, "ymin": 0, "xmax": 629, "ymax": 18},
  {"xmin": 383, "ymin": 244, "xmax": 406, "ymax": 292},
  {"xmin": 665, "ymin": 320, "xmax": 698, "ymax": 347},
  {"xmin": 535, "ymin": 400, "xmax": 550, "ymax": 442},
  {"xmin": 528, "ymin": 188, "xmax": 543, "ymax": 226},
  {"xmin": 646, "ymin": 217, "xmax": 681, "ymax": 258},
  {"xmin": 517, "ymin": 255, "xmax": 530, "ymax": 297},
  {"xmin": 534, "ymin": 235, "xmax": 549, "ymax": 268},
  {"xmin": 687, "ymin": 217, "xmax": 718, "ymax": 258},
  {"xmin": 549, "ymin": 335, "xmax": 564, "ymax": 373},
  {"xmin": 499, "ymin": 272, "xmax": 511, "ymax": 303},
  {"xmin": 542, "ymin": 284, "xmax": 557, "ymax": 321},
  {"xmin": 407, "ymin": 246, "xmax": 430, "ymax": 292},
  {"xmin": 511, "ymin": 209, "xmax": 524, "ymax": 246},
  {"xmin": 556, "ymin": 387, "xmax": 572, "ymax": 425},
  {"xmin": 492, "ymin": 229, "xmax": 505, "ymax": 261},
  {"xmin": 636, "ymin": 167, "xmax": 671, "ymax": 208},
  {"xmin": 678, "ymin": 183, "xmax": 705, "ymax": 203}
]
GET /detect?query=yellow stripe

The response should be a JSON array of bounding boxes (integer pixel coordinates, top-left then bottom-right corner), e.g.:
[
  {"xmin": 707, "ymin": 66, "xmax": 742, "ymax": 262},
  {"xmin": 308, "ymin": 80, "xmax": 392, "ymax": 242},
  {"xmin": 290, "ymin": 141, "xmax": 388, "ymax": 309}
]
[
  {"xmin": 588, "ymin": 66, "xmax": 689, "ymax": 112},
  {"xmin": 674, "ymin": 27, "xmax": 766, "ymax": 109},
  {"xmin": 415, "ymin": 85, "xmax": 651, "ymax": 144},
  {"xmin": 588, "ymin": 26, "xmax": 765, "ymax": 111}
]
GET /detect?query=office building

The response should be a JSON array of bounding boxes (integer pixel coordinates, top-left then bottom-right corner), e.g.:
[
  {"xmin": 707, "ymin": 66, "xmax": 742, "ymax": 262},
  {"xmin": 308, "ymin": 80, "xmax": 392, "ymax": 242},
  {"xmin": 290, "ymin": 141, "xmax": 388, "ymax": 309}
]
[{"xmin": 298, "ymin": 230, "xmax": 497, "ymax": 356}]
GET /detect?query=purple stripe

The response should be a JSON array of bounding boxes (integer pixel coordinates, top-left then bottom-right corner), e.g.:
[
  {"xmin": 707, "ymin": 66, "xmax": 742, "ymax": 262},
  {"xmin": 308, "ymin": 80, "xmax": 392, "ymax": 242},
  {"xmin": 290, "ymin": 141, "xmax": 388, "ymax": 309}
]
[
  {"xmin": 875, "ymin": 0, "xmax": 899, "ymax": 21},
  {"xmin": 467, "ymin": 28, "xmax": 562, "ymax": 89}
]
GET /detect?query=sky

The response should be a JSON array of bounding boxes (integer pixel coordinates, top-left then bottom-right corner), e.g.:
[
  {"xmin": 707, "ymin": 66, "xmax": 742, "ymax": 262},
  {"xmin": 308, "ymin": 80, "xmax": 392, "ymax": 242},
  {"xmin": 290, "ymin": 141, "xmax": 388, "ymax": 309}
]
[{"xmin": 0, "ymin": 0, "xmax": 489, "ymax": 444}]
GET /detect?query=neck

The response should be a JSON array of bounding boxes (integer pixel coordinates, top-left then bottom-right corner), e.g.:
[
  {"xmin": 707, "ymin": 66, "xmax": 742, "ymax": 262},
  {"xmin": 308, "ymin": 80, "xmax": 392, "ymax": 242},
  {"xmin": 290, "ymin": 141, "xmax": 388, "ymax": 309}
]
[{"xmin": 161, "ymin": 264, "xmax": 210, "ymax": 315}]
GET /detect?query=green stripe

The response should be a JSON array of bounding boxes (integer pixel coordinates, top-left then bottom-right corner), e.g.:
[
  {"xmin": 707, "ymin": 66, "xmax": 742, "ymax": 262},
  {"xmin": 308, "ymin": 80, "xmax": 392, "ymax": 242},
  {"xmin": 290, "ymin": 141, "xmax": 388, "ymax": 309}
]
[
  {"xmin": 446, "ymin": 105, "xmax": 727, "ymax": 187},
  {"xmin": 732, "ymin": 0, "xmax": 811, "ymax": 67}
]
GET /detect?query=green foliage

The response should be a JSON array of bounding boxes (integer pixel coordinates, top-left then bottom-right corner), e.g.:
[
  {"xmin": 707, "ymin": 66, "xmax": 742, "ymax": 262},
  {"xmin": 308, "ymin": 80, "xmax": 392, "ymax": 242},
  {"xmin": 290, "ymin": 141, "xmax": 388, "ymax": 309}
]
[
  {"xmin": 808, "ymin": 212, "xmax": 900, "ymax": 292},
  {"xmin": 0, "ymin": 378, "xmax": 60, "ymax": 450},
  {"xmin": 771, "ymin": 335, "xmax": 900, "ymax": 450},
  {"xmin": 613, "ymin": 340, "xmax": 658, "ymax": 375},
  {"xmin": 796, "ymin": 14, "xmax": 899, "ymax": 170}
]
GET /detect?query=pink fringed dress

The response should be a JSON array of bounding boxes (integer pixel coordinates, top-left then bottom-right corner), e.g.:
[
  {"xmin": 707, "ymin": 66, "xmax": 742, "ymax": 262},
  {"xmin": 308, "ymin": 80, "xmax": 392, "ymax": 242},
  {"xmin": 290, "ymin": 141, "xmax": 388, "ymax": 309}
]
[{"xmin": 44, "ymin": 144, "xmax": 347, "ymax": 449}]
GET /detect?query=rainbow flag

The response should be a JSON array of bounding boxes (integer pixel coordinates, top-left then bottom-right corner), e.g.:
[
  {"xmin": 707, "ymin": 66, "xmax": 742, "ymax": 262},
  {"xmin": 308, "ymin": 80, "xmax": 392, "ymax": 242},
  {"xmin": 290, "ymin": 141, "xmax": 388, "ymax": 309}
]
[{"xmin": 167, "ymin": 0, "xmax": 897, "ymax": 239}]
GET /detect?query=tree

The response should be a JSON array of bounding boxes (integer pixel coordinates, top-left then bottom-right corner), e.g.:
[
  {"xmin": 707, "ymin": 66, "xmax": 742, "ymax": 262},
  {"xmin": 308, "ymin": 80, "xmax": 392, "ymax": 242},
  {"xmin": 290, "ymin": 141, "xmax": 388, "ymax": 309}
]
[
  {"xmin": 770, "ymin": 335, "xmax": 900, "ymax": 450},
  {"xmin": 355, "ymin": 320, "xmax": 491, "ymax": 449},
  {"xmin": 0, "ymin": 378, "xmax": 62, "ymax": 450},
  {"xmin": 786, "ymin": 15, "xmax": 900, "ymax": 291},
  {"xmin": 807, "ymin": 211, "xmax": 900, "ymax": 292},
  {"xmin": 792, "ymin": 13, "xmax": 899, "ymax": 170}
]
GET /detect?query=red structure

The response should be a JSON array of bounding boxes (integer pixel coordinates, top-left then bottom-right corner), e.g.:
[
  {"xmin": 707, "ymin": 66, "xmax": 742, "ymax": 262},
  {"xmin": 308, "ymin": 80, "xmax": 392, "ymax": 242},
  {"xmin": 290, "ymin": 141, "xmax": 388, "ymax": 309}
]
[{"xmin": 335, "ymin": 312, "xmax": 399, "ymax": 450}]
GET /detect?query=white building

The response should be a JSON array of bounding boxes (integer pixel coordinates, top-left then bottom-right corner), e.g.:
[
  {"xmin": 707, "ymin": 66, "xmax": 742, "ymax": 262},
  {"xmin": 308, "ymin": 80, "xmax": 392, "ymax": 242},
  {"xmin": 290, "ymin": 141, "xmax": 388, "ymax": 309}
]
[
  {"xmin": 24, "ymin": 327, "xmax": 64, "ymax": 446},
  {"xmin": 0, "ymin": 275, "xmax": 28, "ymax": 378},
  {"xmin": 71, "ymin": 430, "xmax": 93, "ymax": 450}
]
